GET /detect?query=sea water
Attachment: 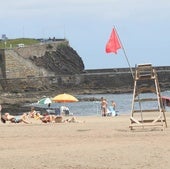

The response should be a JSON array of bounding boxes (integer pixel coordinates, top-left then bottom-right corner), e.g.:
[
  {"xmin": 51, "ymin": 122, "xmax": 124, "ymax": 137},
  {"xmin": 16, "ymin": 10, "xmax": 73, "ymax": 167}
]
[{"xmin": 33, "ymin": 90, "xmax": 170, "ymax": 116}]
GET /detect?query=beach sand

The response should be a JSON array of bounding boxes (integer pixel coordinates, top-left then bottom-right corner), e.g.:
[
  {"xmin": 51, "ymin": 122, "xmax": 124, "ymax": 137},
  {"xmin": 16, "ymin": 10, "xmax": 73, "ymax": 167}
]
[{"xmin": 1, "ymin": 113, "xmax": 170, "ymax": 169}]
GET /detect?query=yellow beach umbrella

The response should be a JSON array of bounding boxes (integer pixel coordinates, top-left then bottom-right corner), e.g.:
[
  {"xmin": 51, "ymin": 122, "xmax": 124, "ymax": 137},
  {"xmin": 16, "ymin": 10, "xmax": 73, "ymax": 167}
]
[{"xmin": 52, "ymin": 93, "xmax": 78, "ymax": 103}]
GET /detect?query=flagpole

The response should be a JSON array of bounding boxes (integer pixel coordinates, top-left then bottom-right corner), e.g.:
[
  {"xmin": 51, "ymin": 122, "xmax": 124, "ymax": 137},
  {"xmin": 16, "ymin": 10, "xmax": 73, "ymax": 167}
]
[{"xmin": 114, "ymin": 27, "xmax": 134, "ymax": 79}]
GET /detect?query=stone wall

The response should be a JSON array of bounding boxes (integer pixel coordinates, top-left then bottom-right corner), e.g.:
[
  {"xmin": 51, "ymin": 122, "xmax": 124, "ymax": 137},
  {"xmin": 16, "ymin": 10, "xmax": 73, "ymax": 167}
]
[
  {"xmin": 2, "ymin": 49, "xmax": 53, "ymax": 79},
  {"xmin": 0, "ymin": 41, "xmax": 69, "ymax": 79},
  {"xmin": 0, "ymin": 40, "xmax": 84, "ymax": 81},
  {"xmin": 1, "ymin": 67, "xmax": 170, "ymax": 94}
]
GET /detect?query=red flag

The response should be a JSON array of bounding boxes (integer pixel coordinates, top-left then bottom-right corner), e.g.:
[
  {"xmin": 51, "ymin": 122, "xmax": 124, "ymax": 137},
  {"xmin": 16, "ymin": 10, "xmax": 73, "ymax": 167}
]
[{"xmin": 105, "ymin": 28, "xmax": 121, "ymax": 54}]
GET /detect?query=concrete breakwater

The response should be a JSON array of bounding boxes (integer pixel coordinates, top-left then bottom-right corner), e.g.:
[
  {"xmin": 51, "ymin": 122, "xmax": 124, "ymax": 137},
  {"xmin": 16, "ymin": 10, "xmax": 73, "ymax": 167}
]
[{"xmin": 1, "ymin": 66, "xmax": 170, "ymax": 95}]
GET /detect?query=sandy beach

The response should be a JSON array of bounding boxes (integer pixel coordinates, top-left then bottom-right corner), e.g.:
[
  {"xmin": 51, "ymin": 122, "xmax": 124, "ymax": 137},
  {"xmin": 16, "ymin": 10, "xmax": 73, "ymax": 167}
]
[{"xmin": 1, "ymin": 113, "xmax": 170, "ymax": 169}]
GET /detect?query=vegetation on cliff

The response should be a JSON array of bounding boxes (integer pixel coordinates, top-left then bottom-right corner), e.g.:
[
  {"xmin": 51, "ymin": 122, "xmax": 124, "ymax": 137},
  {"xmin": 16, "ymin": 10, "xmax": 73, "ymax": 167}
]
[{"xmin": 0, "ymin": 38, "xmax": 39, "ymax": 49}]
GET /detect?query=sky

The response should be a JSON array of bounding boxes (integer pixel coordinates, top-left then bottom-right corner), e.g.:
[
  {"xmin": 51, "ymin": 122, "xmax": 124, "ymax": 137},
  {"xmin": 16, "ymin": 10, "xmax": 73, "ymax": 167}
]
[{"xmin": 0, "ymin": 0, "xmax": 170, "ymax": 69}]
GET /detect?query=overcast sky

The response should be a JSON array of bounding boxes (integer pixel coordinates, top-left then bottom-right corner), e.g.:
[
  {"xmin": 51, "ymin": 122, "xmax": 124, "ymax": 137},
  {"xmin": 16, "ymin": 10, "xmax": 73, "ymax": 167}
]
[{"xmin": 1, "ymin": 0, "xmax": 170, "ymax": 69}]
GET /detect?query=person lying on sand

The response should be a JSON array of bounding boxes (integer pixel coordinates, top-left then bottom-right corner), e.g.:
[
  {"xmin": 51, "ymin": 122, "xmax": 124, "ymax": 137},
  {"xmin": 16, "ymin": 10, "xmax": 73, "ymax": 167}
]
[
  {"xmin": 40, "ymin": 114, "xmax": 57, "ymax": 123},
  {"xmin": 63, "ymin": 117, "xmax": 85, "ymax": 123},
  {"xmin": 28, "ymin": 107, "xmax": 37, "ymax": 118},
  {"xmin": 39, "ymin": 115, "xmax": 84, "ymax": 123},
  {"xmin": 1, "ymin": 112, "xmax": 30, "ymax": 124}
]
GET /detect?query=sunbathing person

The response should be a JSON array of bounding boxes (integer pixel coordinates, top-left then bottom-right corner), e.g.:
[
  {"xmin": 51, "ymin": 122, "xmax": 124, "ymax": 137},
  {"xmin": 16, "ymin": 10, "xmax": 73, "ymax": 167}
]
[
  {"xmin": 29, "ymin": 107, "xmax": 37, "ymax": 118},
  {"xmin": 37, "ymin": 114, "xmax": 84, "ymax": 124},
  {"xmin": 63, "ymin": 116, "xmax": 85, "ymax": 123},
  {"xmin": 33, "ymin": 112, "xmax": 44, "ymax": 120},
  {"xmin": 1, "ymin": 112, "xmax": 30, "ymax": 124},
  {"xmin": 40, "ymin": 114, "xmax": 57, "ymax": 123}
]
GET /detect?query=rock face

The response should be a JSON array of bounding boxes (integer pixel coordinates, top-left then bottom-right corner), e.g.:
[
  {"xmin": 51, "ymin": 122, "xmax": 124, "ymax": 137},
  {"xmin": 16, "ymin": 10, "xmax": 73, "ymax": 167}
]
[
  {"xmin": 29, "ymin": 44, "xmax": 85, "ymax": 75},
  {"xmin": 0, "ymin": 40, "xmax": 85, "ymax": 80}
]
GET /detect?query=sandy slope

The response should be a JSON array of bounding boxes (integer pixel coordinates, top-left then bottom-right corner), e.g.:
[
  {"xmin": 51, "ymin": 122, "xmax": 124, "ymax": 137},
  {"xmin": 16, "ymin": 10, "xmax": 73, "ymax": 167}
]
[{"xmin": 0, "ymin": 114, "xmax": 170, "ymax": 169}]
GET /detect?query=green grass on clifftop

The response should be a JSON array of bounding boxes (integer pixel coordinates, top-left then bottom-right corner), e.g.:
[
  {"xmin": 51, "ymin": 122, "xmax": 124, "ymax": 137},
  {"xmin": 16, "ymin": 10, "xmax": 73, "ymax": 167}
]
[{"xmin": 0, "ymin": 38, "xmax": 39, "ymax": 49}]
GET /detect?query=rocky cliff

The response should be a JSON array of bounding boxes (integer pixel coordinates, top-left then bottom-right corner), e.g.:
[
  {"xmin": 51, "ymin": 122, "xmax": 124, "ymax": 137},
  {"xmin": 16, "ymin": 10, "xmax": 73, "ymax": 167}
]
[
  {"xmin": 0, "ymin": 40, "xmax": 85, "ymax": 80},
  {"xmin": 29, "ymin": 43, "xmax": 85, "ymax": 75}
]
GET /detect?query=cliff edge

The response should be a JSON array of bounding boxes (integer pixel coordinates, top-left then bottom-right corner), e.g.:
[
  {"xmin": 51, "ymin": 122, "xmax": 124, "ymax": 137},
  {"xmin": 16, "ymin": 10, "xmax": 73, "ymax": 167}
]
[{"xmin": 29, "ymin": 43, "xmax": 85, "ymax": 75}]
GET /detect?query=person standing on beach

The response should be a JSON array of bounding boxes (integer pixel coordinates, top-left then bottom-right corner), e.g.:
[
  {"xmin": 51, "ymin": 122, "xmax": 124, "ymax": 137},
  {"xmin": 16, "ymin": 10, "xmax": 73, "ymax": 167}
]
[
  {"xmin": 0, "ymin": 104, "xmax": 2, "ymax": 122},
  {"xmin": 111, "ymin": 100, "xmax": 116, "ymax": 110},
  {"xmin": 101, "ymin": 98, "xmax": 108, "ymax": 116}
]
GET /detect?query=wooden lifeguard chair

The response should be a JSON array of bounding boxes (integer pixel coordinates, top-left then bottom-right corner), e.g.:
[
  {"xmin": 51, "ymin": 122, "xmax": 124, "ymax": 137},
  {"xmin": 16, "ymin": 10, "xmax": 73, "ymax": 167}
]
[{"xmin": 129, "ymin": 64, "xmax": 167, "ymax": 130}]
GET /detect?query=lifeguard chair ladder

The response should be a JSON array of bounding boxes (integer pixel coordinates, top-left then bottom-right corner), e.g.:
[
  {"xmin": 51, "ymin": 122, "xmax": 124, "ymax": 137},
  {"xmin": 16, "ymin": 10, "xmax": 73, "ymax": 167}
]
[{"xmin": 129, "ymin": 64, "xmax": 167, "ymax": 130}]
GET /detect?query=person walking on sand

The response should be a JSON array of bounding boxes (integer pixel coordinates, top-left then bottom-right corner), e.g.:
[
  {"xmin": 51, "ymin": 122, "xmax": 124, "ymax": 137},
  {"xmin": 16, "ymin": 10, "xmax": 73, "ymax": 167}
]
[{"xmin": 101, "ymin": 98, "xmax": 108, "ymax": 116}]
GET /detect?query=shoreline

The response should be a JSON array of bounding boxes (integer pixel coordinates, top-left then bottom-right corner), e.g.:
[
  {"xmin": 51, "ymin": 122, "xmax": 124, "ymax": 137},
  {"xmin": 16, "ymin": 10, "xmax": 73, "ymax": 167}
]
[{"xmin": 1, "ymin": 89, "xmax": 170, "ymax": 115}]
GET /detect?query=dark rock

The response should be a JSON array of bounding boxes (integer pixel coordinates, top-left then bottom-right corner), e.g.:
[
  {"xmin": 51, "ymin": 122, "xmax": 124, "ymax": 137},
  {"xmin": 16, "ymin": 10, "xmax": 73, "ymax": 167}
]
[{"xmin": 29, "ymin": 44, "xmax": 85, "ymax": 74}]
